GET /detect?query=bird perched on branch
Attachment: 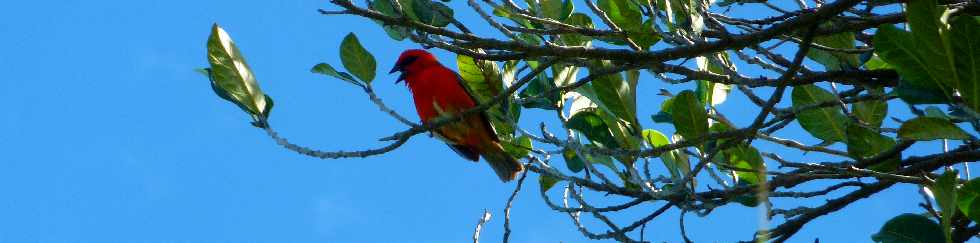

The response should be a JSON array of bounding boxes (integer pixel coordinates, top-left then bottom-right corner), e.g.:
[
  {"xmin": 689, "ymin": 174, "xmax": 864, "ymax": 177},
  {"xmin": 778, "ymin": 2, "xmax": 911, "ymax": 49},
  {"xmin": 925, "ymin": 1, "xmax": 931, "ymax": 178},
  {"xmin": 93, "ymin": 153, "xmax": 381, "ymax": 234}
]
[{"xmin": 389, "ymin": 49, "xmax": 523, "ymax": 181}]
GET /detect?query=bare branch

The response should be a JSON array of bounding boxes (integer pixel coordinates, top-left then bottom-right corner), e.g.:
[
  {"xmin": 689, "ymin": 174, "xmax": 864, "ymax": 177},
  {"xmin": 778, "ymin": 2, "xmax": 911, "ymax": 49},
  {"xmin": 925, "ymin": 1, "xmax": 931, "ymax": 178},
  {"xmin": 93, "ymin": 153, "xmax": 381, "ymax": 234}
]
[{"xmin": 473, "ymin": 210, "xmax": 492, "ymax": 243}]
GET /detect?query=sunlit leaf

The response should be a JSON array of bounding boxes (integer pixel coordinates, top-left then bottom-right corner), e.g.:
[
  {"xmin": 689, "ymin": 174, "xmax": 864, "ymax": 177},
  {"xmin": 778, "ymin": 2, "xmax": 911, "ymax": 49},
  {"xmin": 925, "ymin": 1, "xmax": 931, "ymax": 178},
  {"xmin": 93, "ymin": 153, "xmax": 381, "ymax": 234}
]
[
  {"xmin": 642, "ymin": 129, "xmax": 690, "ymax": 180},
  {"xmin": 458, "ymin": 54, "xmax": 514, "ymax": 137},
  {"xmin": 864, "ymin": 54, "xmax": 892, "ymax": 70},
  {"xmin": 457, "ymin": 55, "xmax": 503, "ymax": 101},
  {"xmin": 722, "ymin": 145, "xmax": 764, "ymax": 185},
  {"xmin": 695, "ymin": 53, "xmax": 734, "ymax": 106},
  {"xmin": 206, "ymin": 23, "xmax": 273, "ymax": 125}
]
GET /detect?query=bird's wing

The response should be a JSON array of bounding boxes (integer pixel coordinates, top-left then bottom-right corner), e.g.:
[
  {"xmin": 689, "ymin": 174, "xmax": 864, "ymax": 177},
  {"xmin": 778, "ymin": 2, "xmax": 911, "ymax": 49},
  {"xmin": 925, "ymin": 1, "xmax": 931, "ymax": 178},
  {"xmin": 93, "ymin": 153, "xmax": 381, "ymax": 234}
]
[{"xmin": 452, "ymin": 71, "xmax": 502, "ymax": 142}]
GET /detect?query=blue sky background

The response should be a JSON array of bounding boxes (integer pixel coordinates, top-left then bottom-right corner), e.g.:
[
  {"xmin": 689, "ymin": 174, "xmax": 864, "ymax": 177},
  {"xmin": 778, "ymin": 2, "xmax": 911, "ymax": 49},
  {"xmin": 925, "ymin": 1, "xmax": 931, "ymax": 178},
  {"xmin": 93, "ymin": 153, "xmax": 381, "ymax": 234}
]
[{"xmin": 1, "ymin": 1, "xmax": 975, "ymax": 242}]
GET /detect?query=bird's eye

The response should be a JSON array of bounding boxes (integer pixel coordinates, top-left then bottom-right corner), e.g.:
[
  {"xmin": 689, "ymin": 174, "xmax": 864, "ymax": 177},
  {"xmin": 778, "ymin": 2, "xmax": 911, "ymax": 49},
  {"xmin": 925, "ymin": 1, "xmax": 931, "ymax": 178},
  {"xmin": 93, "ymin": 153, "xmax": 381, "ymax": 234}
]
[{"xmin": 398, "ymin": 56, "xmax": 419, "ymax": 67}]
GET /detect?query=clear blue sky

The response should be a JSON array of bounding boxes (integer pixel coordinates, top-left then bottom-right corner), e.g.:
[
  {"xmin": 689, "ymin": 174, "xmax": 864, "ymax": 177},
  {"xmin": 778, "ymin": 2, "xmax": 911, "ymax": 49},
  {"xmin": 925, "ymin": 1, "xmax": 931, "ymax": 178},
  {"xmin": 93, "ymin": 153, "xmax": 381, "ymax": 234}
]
[{"xmin": 0, "ymin": 1, "xmax": 973, "ymax": 242}]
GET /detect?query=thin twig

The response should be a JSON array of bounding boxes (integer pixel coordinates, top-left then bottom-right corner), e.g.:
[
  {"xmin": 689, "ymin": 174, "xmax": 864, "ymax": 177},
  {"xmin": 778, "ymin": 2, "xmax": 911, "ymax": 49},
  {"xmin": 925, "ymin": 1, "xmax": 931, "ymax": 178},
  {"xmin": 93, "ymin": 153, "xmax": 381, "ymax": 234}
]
[
  {"xmin": 473, "ymin": 210, "xmax": 492, "ymax": 243},
  {"xmin": 502, "ymin": 169, "xmax": 529, "ymax": 243}
]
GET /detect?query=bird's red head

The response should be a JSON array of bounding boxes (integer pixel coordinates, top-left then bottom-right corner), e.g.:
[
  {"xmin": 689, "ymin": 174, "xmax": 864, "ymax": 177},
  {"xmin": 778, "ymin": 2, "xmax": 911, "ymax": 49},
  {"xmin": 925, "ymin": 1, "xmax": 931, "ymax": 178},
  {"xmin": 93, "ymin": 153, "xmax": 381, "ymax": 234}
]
[{"xmin": 389, "ymin": 49, "xmax": 440, "ymax": 83}]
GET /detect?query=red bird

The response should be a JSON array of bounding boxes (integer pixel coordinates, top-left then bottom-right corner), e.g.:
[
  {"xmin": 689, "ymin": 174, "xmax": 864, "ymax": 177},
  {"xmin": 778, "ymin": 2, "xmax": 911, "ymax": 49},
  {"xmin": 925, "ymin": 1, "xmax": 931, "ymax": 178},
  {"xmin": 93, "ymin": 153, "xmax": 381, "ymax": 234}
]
[{"xmin": 389, "ymin": 49, "xmax": 523, "ymax": 181}]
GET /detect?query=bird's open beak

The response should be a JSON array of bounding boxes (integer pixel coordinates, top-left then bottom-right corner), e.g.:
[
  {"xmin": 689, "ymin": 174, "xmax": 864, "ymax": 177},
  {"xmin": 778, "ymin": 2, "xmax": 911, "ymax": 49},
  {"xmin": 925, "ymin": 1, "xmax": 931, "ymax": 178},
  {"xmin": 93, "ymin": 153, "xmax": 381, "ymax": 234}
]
[
  {"xmin": 388, "ymin": 64, "xmax": 401, "ymax": 74},
  {"xmin": 389, "ymin": 64, "xmax": 405, "ymax": 83}
]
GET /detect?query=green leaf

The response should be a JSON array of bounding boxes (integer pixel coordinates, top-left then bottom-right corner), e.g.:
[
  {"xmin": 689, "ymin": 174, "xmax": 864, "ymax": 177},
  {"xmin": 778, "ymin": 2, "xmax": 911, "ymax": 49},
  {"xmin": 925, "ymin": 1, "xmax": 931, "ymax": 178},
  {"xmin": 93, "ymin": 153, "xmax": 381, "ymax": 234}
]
[
  {"xmin": 957, "ymin": 178, "xmax": 980, "ymax": 223},
  {"xmin": 722, "ymin": 145, "xmax": 764, "ymax": 185},
  {"xmin": 194, "ymin": 67, "xmax": 210, "ymax": 77},
  {"xmin": 642, "ymin": 129, "xmax": 690, "ymax": 180},
  {"xmin": 502, "ymin": 135, "xmax": 533, "ymax": 159},
  {"xmin": 671, "ymin": 91, "xmax": 708, "ymax": 143},
  {"xmin": 599, "ymin": 110, "xmax": 641, "ymax": 165},
  {"xmin": 853, "ymin": 90, "xmax": 888, "ymax": 128},
  {"xmin": 411, "ymin": 0, "xmax": 454, "ymax": 27},
  {"xmin": 695, "ymin": 53, "xmax": 734, "ymax": 106},
  {"xmin": 596, "ymin": 0, "xmax": 658, "ymax": 49},
  {"xmin": 590, "ymin": 61, "xmax": 637, "ymax": 124},
  {"xmin": 732, "ymin": 190, "xmax": 760, "ymax": 207},
  {"xmin": 642, "ymin": 130, "xmax": 673, "ymax": 175},
  {"xmin": 206, "ymin": 23, "xmax": 273, "ymax": 122},
  {"xmin": 695, "ymin": 80, "xmax": 732, "ymax": 106},
  {"xmin": 562, "ymin": 145, "xmax": 616, "ymax": 173},
  {"xmin": 573, "ymin": 70, "xmax": 639, "ymax": 165},
  {"xmin": 792, "ymin": 85, "xmax": 848, "ymax": 142},
  {"xmin": 625, "ymin": 19, "xmax": 660, "ymax": 50},
  {"xmin": 340, "ymin": 33, "xmax": 377, "ymax": 84},
  {"xmin": 808, "ymin": 25, "xmax": 860, "ymax": 70},
  {"xmin": 596, "ymin": 0, "xmax": 641, "ymax": 33},
  {"xmin": 456, "ymin": 55, "xmax": 503, "ymax": 101},
  {"xmin": 559, "ymin": 13, "xmax": 593, "ymax": 46},
  {"xmin": 618, "ymin": 169, "xmax": 642, "ymax": 191},
  {"xmin": 562, "ymin": 148, "xmax": 585, "ymax": 172},
  {"xmin": 661, "ymin": 0, "xmax": 694, "ymax": 33},
  {"xmin": 540, "ymin": 0, "xmax": 572, "ymax": 21},
  {"xmin": 864, "ymin": 54, "xmax": 892, "ymax": 70},
  {"xmin": 871, "ymin": 214, "xmax": 945, "ymax": 243},
  {"xmin": 651, "ymin": 96, "xmax": 674, "ymax": 124},
  {"xmin": 552, "ymin": 63, "xmax": 579, "ymax": 88},
  {"xmin": 518, "ymin": 62, "xmax": 560, "ymax": 110},
  {"xmin": 493, "ymin": 6, "xmax": 535, "ymax": 28},
  {"xmin": 929, "ymin": 170, "xmax": 958, "ymax": 243},
  {"xmin": 950, "ymin": 16, "xmax": 980, "ymax": 113},
  {"xmin": 642, "ymin": 129, "xmax": 670, "ymax": 147},
  {"xmin": 898, "ymin": 117, "xmax": 971, "ymax": 141},
  {"xmin": 874, "ymin": 25, "xmax": 953, "ymax": 103},
  {"xmin": 311, "ymin": 63, "xmax": 361, "ymax": 87},
  {"xmin": 907, "ymin": 0, "xmax": 949, "ymax": 74},
  {"xmin": 397, "ymin": 0, "xmax": 418, "ymax": 20},
  {"xmin": 925, "ymin": 106, "xmax": 950, "ymax": 119},
  {"xmin": 707, "ymin": 122, "xmax": 733, "ymax": 153},
  {"xmin": 540, "ymin": 174, "xmax": 560, "ymax": 191},
  {"xmin": 894, "ymin": 78, "xmax": 949, "ymax": 104},
  {"xmin": 566, "ymin": 109, "xmax": 619, "ymax": 149},
  {"xmin": 846, "ymin": 123, "xmax": 899, "ymax": 172},
  {"xmin": 369, "ymin": 0, "xmax": 410, "ymax": 41}
]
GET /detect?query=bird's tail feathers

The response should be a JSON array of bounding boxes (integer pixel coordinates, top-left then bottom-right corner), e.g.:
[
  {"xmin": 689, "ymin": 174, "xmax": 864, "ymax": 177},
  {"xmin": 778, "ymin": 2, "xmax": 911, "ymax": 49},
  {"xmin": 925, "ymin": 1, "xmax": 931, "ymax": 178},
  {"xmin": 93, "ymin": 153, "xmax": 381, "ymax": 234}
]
[{"xmin": 480, "ymin": 142, "xmax": 524, "ymax": 182}]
